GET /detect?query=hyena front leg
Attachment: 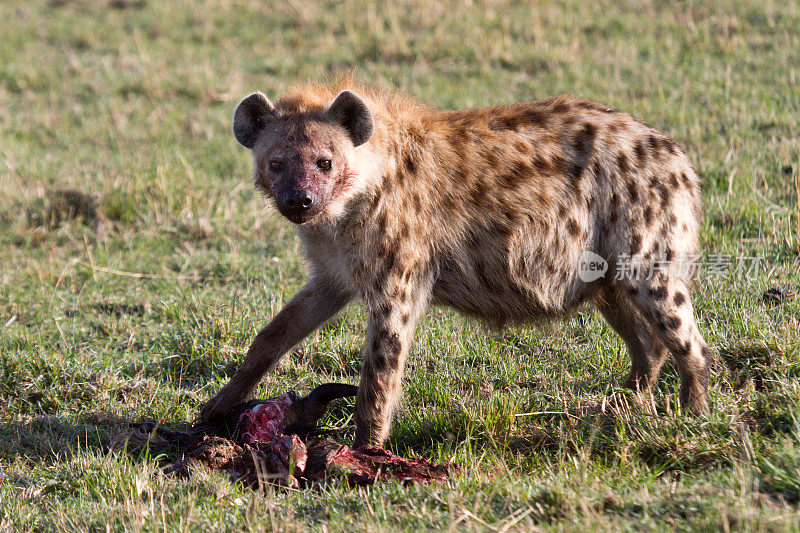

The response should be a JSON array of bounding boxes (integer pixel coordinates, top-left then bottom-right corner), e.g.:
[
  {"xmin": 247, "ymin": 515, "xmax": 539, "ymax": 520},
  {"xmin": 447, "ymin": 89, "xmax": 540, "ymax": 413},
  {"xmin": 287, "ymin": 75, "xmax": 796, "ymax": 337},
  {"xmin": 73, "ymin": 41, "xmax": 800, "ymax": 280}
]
[
  {"xmin": 627, "ymin": 277, "xmax": 713, "ymax": 414},
  {"xmin": 353, "ymin": 274, "xmax": 432, "ymax": 449},
  {"xmin": 201, "ymin": 276, "xmax": 353, "ymax": 422}
]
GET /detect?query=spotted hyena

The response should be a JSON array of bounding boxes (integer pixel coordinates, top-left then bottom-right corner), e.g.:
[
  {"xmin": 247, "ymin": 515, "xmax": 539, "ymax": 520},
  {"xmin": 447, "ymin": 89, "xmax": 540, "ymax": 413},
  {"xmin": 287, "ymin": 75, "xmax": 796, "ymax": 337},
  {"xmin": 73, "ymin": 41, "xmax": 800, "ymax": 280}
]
[{"xmin": 201, "ymin": 79, "xmax": 713, "ymax": 448}]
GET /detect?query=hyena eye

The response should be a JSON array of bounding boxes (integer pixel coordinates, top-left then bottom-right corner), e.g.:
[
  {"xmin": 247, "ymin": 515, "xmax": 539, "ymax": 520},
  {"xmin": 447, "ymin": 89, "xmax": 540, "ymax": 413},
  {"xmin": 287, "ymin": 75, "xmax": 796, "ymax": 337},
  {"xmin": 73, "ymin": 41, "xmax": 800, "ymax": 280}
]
[
  {"xmin": 316, "ymin": 159, "xmax": 332, "ymax": 171},
  {"xmin": 269, "ymin": 160, "xmax": 284, "ymax": 172}
]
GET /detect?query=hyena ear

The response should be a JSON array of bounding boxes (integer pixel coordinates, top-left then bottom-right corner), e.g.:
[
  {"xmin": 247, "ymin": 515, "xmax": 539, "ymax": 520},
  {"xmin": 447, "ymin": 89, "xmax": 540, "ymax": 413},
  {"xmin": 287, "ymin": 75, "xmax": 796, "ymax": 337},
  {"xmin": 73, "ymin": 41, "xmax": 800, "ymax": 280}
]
[
  {"xmin": 325, "ymin": 90, "xmax": 374, "ymax": 147},
  {"xmin": 232, "ymin": 92, "xmax": 276, "ymax": 149}
]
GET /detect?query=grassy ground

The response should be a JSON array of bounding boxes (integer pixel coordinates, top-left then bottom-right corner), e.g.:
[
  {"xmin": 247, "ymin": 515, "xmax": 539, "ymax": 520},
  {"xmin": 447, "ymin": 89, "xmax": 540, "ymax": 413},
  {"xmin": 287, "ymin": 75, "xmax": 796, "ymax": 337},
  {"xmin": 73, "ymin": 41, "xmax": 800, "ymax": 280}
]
[{"xmin": 1, "ymin": 0, "xmax": 799, "ymax": 530}]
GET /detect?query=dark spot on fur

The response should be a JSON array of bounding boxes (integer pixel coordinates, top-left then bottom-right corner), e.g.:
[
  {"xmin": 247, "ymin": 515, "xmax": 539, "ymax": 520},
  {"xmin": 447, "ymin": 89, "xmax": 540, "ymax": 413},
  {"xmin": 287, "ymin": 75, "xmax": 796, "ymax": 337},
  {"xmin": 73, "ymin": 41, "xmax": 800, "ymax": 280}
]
[
  {"xmin": 648, "ymin": 285, "xmax": 668, "ymax": 299},
  {"xmin": 551, "ymin": 100, "xmax": 570, "ymax": 113},
  {"xmin": 701, "ymin": 345, "xmax": 713, "ymax": 361},
  {"xmin": 643, "ymin": 206, "xmax": 653, "ymax": 224},
  {"xmin": 609, "ymin": 193, "xmax": 620, "ymax": 223},
  {"xmin": 669, "ymin": 172, "xmax": 679, "ymax": 188},
  {"xmin": 369, "ymin": 192, "xmax": 381, "ymax": 212},
  {"xmin": 566, "ymin": 161, "xmax": 585, "ymax": 182},
  {"xmin": 550, "ymin": 155, "xmax": 568, "ymax": 176},
  {"xmin": 384, "ymin": 251, "xmax": 397, "ymax": 276},
  {"xmin": 567, "ymin": 218, "xmax": 580, "ymax": 236},
  {"xmin": 484, "ymin": 148, "xmax": 500, "ymax": 167},
  {"xmin": 658, "ymin": 184, "xmax": 672, "ymax": 208},
  {"xmin": 591, "ymin": 160, "xmax": 602, "ymax": 178},
  {"xmin": 532, "ymin": 155, "xmax": 551, "ymax": 173},
  {"xmin": 447, "ymin": 128, "xmax": 465, "ymax": 150},
  {"xmin": 471, "ymin": 183, "xmax": 488, "ymax": 207},
  {"xmin": 377, "ymin": 211, "xmax": 387, "ymax": 234},
  {"xmin": 412, "ymin": 194, "xmax": 422, "ymax": 213},
  {"xmin": 451, "ymin": 163, "xmax": 468, "ymax": 183},
  {"xmin": 634, "ymin": 140, "xmax": 646, "ymax": 165},
  {"xmin": 665, "ymin": 248, "xmax": 673, "ymax": 261},
  {"xmin": 627, "ymin": 179, "xmax": 639, "ymax": 202},
  {"xmin": 628, "ymin": 286, "xmax": 638, "ymax": 296},
  {"xmin": 663, "ymin": 316, "xmax": 681, "ymax": 330},
  {"xmin": 617, "ymin": 153, "xmax": 630, "ymax": 174},
  {"xmin": 523, "ymin": 109, "xmax": 549, "ymax": 127},
  {"xmin": 678, "ymin": 341, "xmax": 692, "ymax": 356},
  {"xmin": 499, "ymin": 161, "xmax": 531, "ymax": 190},
  {"xmin": 373, "ymin": 352, "xmax": 386, "ymax": 371},
  {"xmin": 681, "ymin": 172, "xmax": 692, "ymax": 188},
  {"xmin": 401, "ymin": 313, "xmax": 410, "ymax": 325},
  {"xmin": 377, "ymin": 243, "xmax": 389, "ymax": 260},
  {"xmin": 443, "ymin": 194, "xmax": 457, "ymax": 212},
  {"xmin": 490, "ymin": 108, "xmax": 548, "ymax": 130},
  {"xmin": 383, "ymin": 174, "xmax": 394, "ymax": 193},
  {"xmin": 387, "ymin": 333, "xmax": 402, "ymax": 356},
  {"xmin": 377, "ymin": 302, "xmax": 391, "ymax": 319},
  {"xmin": 502, "ymin": 206, "xmax": 519, "ymax": 225},
  {"xmin": 371, "ymin": 339, "xmax": 380, "ymax": 352},
  {"xmin": 407, "ymin": 125, "xmax": 426, "ymax": 145},
  {"xmin": 574, "ymin": 123, "xmax": 596, "ymax": 158},
  {"xmin": 576, "ymin": 100, "xmax": 614, "ymax": 113},
  {"xmin": 391, "ymin": 260, "xmax": 407, "ymax": 278},
  {"xmin": 631, "ymin": 234, "xmax": 642, "ymax": 253},
  {"xmin": 647, "ymin": 135, "xmax": 661, "ymax": 157},
  {"xmin": 674, "ymin": 292, "xmax": 686, "ymax": 306}
]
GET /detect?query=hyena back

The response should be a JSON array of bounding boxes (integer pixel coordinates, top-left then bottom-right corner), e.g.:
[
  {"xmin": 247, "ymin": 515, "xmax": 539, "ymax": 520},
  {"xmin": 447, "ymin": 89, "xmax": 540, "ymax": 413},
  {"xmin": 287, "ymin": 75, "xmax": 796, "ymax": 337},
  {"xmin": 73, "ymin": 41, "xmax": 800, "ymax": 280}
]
[{"xmin": 202, "ymin": 80, "xmax": 713, "ymax": 448}]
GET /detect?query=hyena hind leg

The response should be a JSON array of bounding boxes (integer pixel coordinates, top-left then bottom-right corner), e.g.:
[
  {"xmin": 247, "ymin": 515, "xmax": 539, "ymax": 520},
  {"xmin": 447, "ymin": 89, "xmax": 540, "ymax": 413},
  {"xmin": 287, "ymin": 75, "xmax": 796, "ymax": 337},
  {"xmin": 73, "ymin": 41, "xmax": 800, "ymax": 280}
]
[
  {"xmin": 626, "ymin": 277, "xmax": 713, "ymax": 415},
  {"xmin": 594, "ymin": 288, "xmax": 670, "ymax": 395}
]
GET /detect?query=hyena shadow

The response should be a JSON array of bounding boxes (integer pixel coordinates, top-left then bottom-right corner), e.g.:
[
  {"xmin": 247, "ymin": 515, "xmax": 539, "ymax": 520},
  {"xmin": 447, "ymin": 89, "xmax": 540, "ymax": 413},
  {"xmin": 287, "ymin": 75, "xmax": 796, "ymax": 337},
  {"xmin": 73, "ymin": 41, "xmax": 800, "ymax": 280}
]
[{"xmin": 0, "ymin": 413, "xmax": 154, "ymax": 465}]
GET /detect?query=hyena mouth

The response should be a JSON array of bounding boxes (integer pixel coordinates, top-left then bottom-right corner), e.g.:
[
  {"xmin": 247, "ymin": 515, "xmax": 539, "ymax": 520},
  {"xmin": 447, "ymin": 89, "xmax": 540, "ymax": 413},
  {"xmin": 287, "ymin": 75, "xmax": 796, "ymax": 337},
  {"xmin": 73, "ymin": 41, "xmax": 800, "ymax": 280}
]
[
  {"xmin": 275, "ymin": 202, "xmax": 323, "ymax": 225},
  {"xmin": 284, "ymin": 211, "xmax": 320, "ymax": 225}
]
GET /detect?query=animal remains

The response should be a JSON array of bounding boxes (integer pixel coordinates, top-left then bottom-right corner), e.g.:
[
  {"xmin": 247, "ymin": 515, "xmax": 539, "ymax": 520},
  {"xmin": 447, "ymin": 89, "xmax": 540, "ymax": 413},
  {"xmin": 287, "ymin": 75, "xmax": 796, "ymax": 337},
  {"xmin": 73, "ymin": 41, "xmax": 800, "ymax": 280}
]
[
  {"xmin": 201, "ymin": 78, "xmax": 713, "ymax": 448},
  {"xmin": 135, "ymin": 384, "xmax": 457, "ymax": 488}
]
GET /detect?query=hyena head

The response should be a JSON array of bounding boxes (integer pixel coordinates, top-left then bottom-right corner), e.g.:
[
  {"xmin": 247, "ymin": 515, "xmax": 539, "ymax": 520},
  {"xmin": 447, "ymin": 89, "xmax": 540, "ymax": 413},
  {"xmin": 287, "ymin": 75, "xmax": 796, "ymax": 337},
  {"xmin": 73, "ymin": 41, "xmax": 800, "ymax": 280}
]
[{"xmin": 232, "ymin": 90, "xmax": 374, "ymax": 225}]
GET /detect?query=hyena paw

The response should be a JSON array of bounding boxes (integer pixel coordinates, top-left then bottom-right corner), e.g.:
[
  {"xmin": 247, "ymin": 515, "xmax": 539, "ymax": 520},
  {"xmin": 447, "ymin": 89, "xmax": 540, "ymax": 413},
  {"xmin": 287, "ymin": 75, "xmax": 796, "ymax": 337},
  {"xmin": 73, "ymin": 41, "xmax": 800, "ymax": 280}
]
[
  {"xmin": 681, "ymin": 389, "xmax": 709, "ymax": 417},
  {"xmin": 200, "ymin": 388, "xmax": 242, "ymax": 422},
  {"xmin": 353, "ymin": 426, "xmax": 387, "ymax": 450}
]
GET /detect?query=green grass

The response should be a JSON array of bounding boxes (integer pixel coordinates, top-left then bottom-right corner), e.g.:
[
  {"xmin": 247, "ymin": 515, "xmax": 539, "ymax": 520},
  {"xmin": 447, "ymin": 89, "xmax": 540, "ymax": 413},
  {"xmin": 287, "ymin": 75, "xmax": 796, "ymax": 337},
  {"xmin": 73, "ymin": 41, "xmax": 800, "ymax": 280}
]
[{"xmin": 1, "ymin": 0, "xmax": 800, "ymax": 530}]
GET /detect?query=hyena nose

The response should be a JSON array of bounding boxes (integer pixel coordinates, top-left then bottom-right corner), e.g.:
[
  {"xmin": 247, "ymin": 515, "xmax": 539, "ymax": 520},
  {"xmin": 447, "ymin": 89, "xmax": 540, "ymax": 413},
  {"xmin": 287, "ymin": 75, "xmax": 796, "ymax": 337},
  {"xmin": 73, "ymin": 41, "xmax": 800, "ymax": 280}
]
[{"xmin": 282, "ymin": 190, "xmax": 315, "ymax": 212}]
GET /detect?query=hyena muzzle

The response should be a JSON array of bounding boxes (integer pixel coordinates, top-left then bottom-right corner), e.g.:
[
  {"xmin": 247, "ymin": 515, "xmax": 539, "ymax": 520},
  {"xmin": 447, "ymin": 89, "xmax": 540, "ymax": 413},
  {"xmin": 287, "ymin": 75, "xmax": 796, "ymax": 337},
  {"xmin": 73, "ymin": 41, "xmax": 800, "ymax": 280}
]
[{"xmin": 201, "ymin": 81, "xmax": 713, "ymax": 448}]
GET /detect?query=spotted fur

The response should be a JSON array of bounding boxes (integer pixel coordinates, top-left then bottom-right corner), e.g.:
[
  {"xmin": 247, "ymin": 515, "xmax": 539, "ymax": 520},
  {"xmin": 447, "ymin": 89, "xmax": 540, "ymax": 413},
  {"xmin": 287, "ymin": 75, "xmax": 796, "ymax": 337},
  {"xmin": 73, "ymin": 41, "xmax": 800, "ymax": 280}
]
[{"xmin": 202, "ymin": 79, "xmax": 713, "ymax": 448}]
